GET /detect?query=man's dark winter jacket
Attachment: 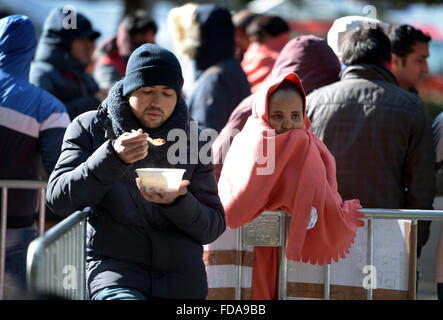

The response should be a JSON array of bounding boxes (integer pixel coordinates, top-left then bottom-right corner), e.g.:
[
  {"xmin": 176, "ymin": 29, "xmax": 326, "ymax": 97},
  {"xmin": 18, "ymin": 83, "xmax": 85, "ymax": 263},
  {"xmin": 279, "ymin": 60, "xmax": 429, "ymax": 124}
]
[
  {"xmin": 45, "ymin": 85, "xmax": 226, "ymax": 299},
  {"xmin": 30, "ymin": 9, "xmax": 100, "ymax": 120},
  {"xmin": 307, "ymin": 64, "xmax": 435, "ymax": 211}
]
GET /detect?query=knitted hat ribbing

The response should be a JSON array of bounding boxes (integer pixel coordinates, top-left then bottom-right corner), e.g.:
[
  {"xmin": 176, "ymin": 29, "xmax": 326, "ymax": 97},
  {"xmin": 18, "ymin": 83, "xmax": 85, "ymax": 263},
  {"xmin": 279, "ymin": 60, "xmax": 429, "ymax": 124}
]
[{"xmin": 123, "ymin": 43, "xmax": 184, "ymax": 97}]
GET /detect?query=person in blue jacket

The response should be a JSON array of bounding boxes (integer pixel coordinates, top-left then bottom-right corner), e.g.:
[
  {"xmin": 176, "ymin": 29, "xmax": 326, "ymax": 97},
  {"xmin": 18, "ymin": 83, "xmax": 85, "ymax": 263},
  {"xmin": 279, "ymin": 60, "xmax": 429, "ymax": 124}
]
[
  {"xmin": 30, "ymin": 8, "xmax": 104, "ymax": 121},
  {"xmin": 0, "ymin": 15, "xmax": 70, "ymax": 291},
  {"xmin": 45, "ymin": 43, "xmax": 226, "ymax": 300}
]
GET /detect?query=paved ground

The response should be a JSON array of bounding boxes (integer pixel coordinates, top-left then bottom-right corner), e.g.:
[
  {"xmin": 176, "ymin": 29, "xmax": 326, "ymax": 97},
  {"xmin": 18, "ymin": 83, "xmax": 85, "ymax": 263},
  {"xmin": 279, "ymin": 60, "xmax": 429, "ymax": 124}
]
[{"xmin": 416, "ymin": 198, "xmax": 443, "ymax": 300}]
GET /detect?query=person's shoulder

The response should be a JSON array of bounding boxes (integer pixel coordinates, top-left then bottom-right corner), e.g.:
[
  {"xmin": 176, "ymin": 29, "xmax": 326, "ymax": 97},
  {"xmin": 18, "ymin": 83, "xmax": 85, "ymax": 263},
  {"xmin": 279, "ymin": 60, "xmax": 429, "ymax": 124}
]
[
  {"xmin": 1, "ymin": 75, "xmax": 65, "ymax": 117},
  {"xmin": 308, "ymin": 80, "xmax": 342, "ymax": 94},
  {"xmin": 35, "ymin": 84, "xmax": 65, "ymax": 108},
  {"xmin": 306, "ymin": 80, "xmax": 343, "ymax": 103},
  {"xmin": 198, "ymin": 59, "xmax": 249, "ymax": 92},
  {"xmin": 64, "ymin": 110, "xmax": 102, "ymax": 139},
  {"xmin": 72, "ymin": 110, "xmax": 100, "ymax": 126},
  {"xmin": 29, "ymin": 61, "xmax": 64, "ymax": 86},
  {"xmin": 30, "ymin": 60, "xmax": 60, "ymax": 77},
  {"xmin": 433, "ymin": 112, "xmax": 443, "ymax": 127},
  {"xmin": 203, "ymin": 58, "xmax": 245, "ymax": 78},
  {"xmin": 392, "ymin": 84, "xmax": 424, "ymax": 103},
  {"xmin": 379, "ymin": 81, "xmax": 425, "ymax": 110},
  {"xmin": 231, "ymin": 94, "xmax": 254, "ymax": 117},
  {"xmin": 28, "ymin": 83, "xmax": 71, "ymax": 126}
]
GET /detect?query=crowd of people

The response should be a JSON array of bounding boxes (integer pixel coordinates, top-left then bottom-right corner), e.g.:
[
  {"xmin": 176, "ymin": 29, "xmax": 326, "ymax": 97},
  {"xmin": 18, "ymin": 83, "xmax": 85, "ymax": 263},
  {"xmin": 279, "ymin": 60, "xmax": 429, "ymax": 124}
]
[{"xmin": 0, "ymin": 3, "xmax": 442, "ymax": 301}]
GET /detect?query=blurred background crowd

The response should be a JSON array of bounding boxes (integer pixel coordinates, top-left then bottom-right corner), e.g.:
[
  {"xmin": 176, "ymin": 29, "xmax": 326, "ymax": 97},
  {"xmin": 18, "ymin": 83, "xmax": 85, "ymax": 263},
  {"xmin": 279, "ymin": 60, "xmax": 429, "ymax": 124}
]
[{"xmin": 1, "ymin": 0, "xmax": 442, "ymax": 118}]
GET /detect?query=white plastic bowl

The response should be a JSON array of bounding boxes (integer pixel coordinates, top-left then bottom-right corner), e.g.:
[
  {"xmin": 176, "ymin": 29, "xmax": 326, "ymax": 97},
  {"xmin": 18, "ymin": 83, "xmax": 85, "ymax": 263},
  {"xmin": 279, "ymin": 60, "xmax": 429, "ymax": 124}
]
[{"xmin": 135, "ymin": 168, "xmax": 186, "ymax": 192}]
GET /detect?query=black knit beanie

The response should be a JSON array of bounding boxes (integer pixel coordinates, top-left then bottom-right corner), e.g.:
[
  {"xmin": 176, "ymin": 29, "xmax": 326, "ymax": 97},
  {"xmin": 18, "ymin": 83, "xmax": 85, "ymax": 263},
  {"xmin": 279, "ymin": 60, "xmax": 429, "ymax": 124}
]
[{"xmin": 123, "ymin": 43, "xmax": 184, "ymax": 97}]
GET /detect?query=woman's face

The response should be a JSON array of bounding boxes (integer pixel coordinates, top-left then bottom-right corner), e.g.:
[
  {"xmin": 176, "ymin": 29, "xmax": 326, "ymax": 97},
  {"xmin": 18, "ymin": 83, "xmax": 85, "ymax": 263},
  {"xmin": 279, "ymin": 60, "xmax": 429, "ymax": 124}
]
[
  {"xmin": 128, "ymin": 86, "xmax": 178, "ymax": 129},
  {"xmin": 268, "ymin": 89, "xmax": 304, "ymax": 134}
]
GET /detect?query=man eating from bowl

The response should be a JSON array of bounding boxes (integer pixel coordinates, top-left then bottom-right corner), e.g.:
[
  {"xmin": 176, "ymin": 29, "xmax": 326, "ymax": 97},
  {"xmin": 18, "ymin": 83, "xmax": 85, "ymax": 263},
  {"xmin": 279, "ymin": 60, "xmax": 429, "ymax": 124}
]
[{"xmin": 45, "ymin": 43, "xmax": 226, "ymax": 300}]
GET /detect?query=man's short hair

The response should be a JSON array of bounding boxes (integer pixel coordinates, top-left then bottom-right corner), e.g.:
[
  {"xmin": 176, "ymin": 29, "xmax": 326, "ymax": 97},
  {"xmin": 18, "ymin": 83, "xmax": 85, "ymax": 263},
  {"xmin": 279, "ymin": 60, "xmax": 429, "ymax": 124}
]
[
  {"xmin": 341, "ymin": 25, "xmax": 391, "ymax": 66},
  {"xmin": 245, "ymin": 14, "xmax": 289, "ymax": 43},
  {"xmin": 122, "ymin": 9, "xmax": 157, "ymax": 36},
  {"xmin": 232, "ymin": 9, "xmax": 259, "ymax": 31},
  {"xmin": 389, "ymin": 24, "xmax": 431, "ymax": 58}
]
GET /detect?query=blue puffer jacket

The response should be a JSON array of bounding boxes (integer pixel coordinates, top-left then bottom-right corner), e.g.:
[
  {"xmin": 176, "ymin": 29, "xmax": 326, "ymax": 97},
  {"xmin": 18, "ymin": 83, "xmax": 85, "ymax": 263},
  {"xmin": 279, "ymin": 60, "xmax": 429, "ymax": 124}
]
[
  {"xmin": 29, "ymin": 8, "xmax": 100, "ymax": 121},
  {"xmin": 186, "ymin": 4, "xmax": 250, "ymax": 133},
  {"xmin": 45, "ymin": 83, "xmax": 226, "ymax": 299},
  {"xmin": 0, "ymin": 15, "xmax": 70, "ymax": 228}
]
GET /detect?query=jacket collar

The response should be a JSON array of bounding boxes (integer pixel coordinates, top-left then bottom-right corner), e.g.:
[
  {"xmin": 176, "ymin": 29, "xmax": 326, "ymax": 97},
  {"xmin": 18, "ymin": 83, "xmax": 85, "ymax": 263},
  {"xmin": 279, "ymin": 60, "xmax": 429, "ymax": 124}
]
[
  {"xmin": 340, "ymin": 64, "xmax": 399, "ymax": 86},
  {"xmin": 97, "ymin": 80, "xmax": 190, "ymax": 163}
]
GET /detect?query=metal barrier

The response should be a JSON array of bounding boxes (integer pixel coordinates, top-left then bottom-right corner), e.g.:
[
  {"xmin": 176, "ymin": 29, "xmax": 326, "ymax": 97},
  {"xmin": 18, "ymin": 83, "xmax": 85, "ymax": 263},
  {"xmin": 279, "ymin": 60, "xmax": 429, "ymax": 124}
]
[
  {"xmin": 4, "ymin": 178, "xmax": 443, "ymax": 300},
  {"xmin": 26, "ymin": 208, "xmax": 89, "ymax": 300},
  {"xmin": 0, "ymin": 180, "xmax": 47, "ymax": 300},
  {"xmin": 236, "ymin": 209, "xmax": 443, "ymax": 300}
]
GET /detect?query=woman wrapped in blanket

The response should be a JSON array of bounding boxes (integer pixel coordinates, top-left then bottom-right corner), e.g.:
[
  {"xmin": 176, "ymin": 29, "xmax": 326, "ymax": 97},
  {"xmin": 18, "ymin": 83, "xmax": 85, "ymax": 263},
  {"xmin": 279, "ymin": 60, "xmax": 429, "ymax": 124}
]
[{"xmin": 216, "ymin": 72, "xmax": 365, "ymax": 300}]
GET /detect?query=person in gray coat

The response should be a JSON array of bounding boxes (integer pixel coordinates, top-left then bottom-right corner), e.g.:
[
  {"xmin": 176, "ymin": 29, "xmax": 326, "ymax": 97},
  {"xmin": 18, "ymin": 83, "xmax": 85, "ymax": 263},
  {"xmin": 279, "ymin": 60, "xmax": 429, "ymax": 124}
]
[
  {"xmin": 45, "ymin": 43, "xmax": 226, "ymax": 300},
  {"xmin": 307, "ymin": 26, "xmax": 435, "ymax": 258}
]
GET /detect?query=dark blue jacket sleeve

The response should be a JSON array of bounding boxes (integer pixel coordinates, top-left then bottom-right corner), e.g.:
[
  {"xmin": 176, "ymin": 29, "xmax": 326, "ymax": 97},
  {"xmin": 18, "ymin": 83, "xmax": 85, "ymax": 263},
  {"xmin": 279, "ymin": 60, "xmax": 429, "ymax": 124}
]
[
  {"xmin": 158, "ymin": 159, "xmax": 226, "ymax": 245},
  {"xmin": 39, "ymin": 128, "xmax": 67, "ymax": 175},
  {"xmin": 46, "ymin": 114, "xmax": 130, "ymax": 217},
  {"xmin": 38, "ymin": 97, "xmax": 70, "ymax": 175}
]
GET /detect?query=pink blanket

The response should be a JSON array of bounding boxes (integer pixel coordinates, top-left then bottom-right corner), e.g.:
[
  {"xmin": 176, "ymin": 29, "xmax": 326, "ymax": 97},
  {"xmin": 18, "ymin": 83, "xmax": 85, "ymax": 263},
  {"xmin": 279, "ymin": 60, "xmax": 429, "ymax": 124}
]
[{"xmin": 218, "ymin": 72, "xmax": 365, "ymax": 266}]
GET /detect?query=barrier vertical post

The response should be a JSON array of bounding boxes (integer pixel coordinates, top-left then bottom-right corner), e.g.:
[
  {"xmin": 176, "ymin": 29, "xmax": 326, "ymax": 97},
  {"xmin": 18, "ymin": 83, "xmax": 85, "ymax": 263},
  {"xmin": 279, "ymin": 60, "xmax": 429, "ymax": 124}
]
[
  {"xmin": 81, "ymin": 217, "xmax": 87, "ymax": 299},
  {"xmin": 235, "ymin": 227, "xmax": 242, "ymax": 300},
  {"xmin": 278, "ymin": 213, "xmax": 288, "ymax": 300},
  {"xmin": 367, "ymin": 218, "xmax": 374, "ymax": 300},
  {"xmin": 39, "ymin": 188, "xmax": 46, "ymax": 236},
  {"xmin": 408, "ymin": 220, "xmax": 418, "ymax": 300},
  {"xmin": 324, "ymin": 264, "xmax": 331, "ymax": 300},
  {"xmin": 0, "ymin": 187, "xmax": 7, "ymax": 300}
]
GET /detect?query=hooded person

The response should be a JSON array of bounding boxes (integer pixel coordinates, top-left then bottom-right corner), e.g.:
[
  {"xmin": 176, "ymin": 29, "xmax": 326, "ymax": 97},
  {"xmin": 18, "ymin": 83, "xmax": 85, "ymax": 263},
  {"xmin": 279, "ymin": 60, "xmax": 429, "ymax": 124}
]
[
  {"xmin": 30, "ymin": 8, "xmax": 103, "ymax": 121},
  {"xmin": 211, "ymin": 35, "xmax": 341, "ymax": 181},
  {"xmin": 210, "ymin": 72, "xmax": 364, "ymax": 300},
  {"xmin": 0, "ymin": 15, "xmax": 70, "ymax": 290},
  {"xmin": 45, "ymin": 43, "xmax": 226, "ymax": 300},
  {"xmin": 168, "ymin": 3, "xmax": 250, "ymax": 133}
]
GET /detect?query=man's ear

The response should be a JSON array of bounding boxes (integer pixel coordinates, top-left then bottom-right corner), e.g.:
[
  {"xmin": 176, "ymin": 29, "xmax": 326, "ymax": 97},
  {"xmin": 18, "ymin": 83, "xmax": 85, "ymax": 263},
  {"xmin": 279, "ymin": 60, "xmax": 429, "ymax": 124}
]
[{"xmin": 391, "ymin": 54, "xmax": 403, "ymax": 68}]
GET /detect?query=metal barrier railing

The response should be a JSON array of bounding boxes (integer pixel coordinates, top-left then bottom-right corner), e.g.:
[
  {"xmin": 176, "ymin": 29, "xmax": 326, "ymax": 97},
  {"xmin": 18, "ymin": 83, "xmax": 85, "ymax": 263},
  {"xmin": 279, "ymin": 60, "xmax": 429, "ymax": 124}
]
[
  {"xmin": 26, "ymin": 208, "xmax": 89, "ymax": 300},
  {"xmin": 236, "ymin": 209, "xmax": 443, "ymax": 300},
  {"xmin": 3, "ymin": 177, "xmax": 443, "ymax": 300},
  {"xmin": 0, "ymin": 180, "xmax": 47, "ymax": 300}
]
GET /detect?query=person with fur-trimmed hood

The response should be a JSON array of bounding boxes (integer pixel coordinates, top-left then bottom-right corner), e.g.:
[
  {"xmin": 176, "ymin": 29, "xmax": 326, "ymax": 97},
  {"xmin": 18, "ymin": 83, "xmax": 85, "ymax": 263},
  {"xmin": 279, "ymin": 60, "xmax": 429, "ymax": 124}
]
[{"xmin": 168, "ymin": 3, "xmax": 250, "ymax": 133}]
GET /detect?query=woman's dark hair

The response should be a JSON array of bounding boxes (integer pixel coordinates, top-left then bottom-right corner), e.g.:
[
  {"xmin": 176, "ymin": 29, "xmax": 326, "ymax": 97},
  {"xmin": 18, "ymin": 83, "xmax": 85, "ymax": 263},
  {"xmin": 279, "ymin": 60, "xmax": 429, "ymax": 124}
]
[
  {"xmin": 122, "ymin": 9, "xmax": 157, "ymax": 36},
  {"xmin": 389, "ymin": 24, "xmax": 431, "ymax": 62},
  {"xmin": 270, "ymin": 79, "xmax": 305, "ymax": 112},
  {"xmin": 341, "ymin": 25, "xmax": 392, "ymax": 66},
  {"xmin": 246, "ymin": 14, "xmax": 289, "ymax": 43}
]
